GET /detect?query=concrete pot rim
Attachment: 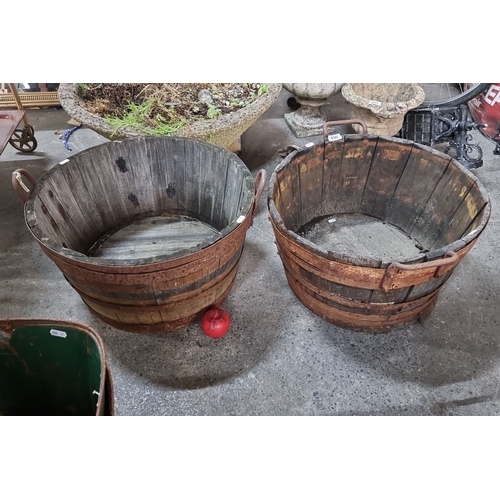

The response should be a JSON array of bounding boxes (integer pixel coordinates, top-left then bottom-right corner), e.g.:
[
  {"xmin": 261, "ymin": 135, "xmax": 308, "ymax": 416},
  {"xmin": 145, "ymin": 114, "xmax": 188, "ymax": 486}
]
[
  {"xmin": 341, "ymin": 83, "xmax": 425, "ymax": 119},
  {"xmin": 58, "ymin": 83, "xmax": 282, "ymax": 141},
  {"xmin": 282, "ymin": 83, "xmax": 345, "ymax": 101}
]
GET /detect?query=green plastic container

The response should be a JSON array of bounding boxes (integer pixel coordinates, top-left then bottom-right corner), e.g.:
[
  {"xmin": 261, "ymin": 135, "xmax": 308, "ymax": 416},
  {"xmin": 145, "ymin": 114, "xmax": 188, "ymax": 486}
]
[{"xmin": 0, "ymin": 319, "xmax": 114, "ymax": 416}]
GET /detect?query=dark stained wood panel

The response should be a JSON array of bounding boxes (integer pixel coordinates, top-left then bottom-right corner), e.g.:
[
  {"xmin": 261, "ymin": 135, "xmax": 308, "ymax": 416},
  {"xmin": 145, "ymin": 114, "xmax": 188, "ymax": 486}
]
[
  {"xmin": 321, "ymin": 137, "xmax": 344, "ymax": 216},
  {"xmin": 276, "ymin": 156, "xmax": 302, "ymax": 231},
  {"xmin": 385, "ymin": 147, "xmax": 449, "ymax": 235},
  {"xmin": 410, "ymin": 161, "xmax": 475, "ymax": 248},
  {"xmin": 297, "ymin": 143, "xmax": 325, "ymax": 230},
  {"xmin": 335, "ymin": 136, "xmax": 377, "ymax": 214},
  {"xmin": 361, "ymin": 138, "xmax": 413, "ymax": 220}
]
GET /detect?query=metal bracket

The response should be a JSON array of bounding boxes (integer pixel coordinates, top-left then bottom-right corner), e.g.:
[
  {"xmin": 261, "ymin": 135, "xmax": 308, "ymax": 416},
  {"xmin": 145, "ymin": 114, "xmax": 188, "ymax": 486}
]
[
  {"xmin": 492, "ymin": 125, "xmax": 500, "ymax": 156},
  {"xmin": 400, "ymin": 104, "xmax": 485, "ymax": 169}
]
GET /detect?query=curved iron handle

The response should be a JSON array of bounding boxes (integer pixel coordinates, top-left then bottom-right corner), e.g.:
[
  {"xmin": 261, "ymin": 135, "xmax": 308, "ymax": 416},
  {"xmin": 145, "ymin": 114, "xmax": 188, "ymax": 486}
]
[
  {"xmin": 323, "ymin": 119, "xmax": 368, "ymax": 138},
  {"xmin": 381, "ymin": 251, "xmax": 459, "ymax": 292},
  {"xmin": 277, "ymin": 144, "xmax": 300, "ymax": 158},
  {"xmin": 12, "ymin": 168, "xmax": 36, "ymax": 203}
]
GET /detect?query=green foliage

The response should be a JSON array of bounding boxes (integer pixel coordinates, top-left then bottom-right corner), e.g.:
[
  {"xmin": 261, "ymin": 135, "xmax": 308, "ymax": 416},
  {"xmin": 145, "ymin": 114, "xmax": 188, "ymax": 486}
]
[
  {"xmin": 207, "ymin": 104, "xmax": 222, "ymax": 119},
  {"xmin": 106, "ymin": 98, "xmax": 187, "ymax": 137},
  {"xmin": 74, "ymin": 83, "xmax": 89, "ymax": 91},
  {"xmin": 258, "ymin": 83, "xmax": 269, "ymax": 96},
  {"xmin": 83, "ymin": 83, "xmax": 272, "ymax": 137}
]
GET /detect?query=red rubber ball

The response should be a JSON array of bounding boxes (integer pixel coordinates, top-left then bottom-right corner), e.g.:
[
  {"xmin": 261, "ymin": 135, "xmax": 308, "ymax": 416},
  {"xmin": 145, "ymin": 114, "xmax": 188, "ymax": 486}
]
[{"xmin": 201, "ymin": 308, "xmax": 231, "ymax": 338}]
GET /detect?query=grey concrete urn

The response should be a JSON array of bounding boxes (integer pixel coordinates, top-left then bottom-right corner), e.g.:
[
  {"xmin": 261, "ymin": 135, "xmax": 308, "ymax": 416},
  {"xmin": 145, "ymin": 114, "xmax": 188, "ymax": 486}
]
[
  {"xmin": 341, "ymin": 83, "xmax": 425, "ymax": 136},
  {"xmin": 283, "ymin": 83, "xmax": 344, "ymax": 137}
]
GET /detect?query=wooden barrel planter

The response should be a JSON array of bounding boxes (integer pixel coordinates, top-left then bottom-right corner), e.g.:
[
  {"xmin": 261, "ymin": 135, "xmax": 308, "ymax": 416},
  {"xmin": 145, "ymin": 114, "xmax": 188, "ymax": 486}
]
[
  {"xmin": 13, "ymin": 136, "xmax": 265, "ymax": 333},
  {"xmin": 268, "ymin": 120, "xmax": 491, "ymax": 333},
  {"xmin": 0, "ymin": 319, "xmax": 114, "ymax": 416}
]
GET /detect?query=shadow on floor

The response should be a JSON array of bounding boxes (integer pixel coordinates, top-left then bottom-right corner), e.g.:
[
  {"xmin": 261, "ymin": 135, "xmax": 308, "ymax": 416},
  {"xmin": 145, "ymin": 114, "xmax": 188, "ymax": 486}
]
[
  {"xmin": 319, "ymin": 257, "xmax": 500, "ymax": 388},
  {"xmin": 96, "ymin": 241, "xmax": 283, "ymax": 390}
]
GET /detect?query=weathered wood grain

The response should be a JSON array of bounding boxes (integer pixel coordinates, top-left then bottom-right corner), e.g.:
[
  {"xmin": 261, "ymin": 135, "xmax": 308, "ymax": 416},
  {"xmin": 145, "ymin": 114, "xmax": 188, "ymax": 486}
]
[
  {"xmin": 335, "ymin": 136, "xmax": 377, "ymax": 214},
  {"xmin": 321, "ymin": 137, "xmax": 344, "ymax": 216},
  {"xmin": 88, "ymin": 215, "xmax": 220, "ymax": 260},
  {"xmin": 410, "ymin": 160, "xmax": 474, "ymax": 248},
  {"xmin": 360, "ymin": 137, "xmax": 413, "ymax": 219},
  {"xmin": 276, "ymin": 155, "xmax": 302, "ymax": 231},
  {"xmin": 268, "ymin": 136, "xmax": 490, "ymax": 332},
  {"xmin": 385, "ymin": 146, "xmax": 449, "ymax": 234},
  {"xmin": 285, "ymin": 271, "xmax": 440, "ymax": 333},
  {"xmin": 433, "ymin": 180, "xmax": 488, "ymax": 247},
  {"xmin": 297, "ymin": 143, "xmax": 325, "ymax": 230},
  {"xmin": 24, "ymin": 136, "xmax": 256, "ymax": 332}
]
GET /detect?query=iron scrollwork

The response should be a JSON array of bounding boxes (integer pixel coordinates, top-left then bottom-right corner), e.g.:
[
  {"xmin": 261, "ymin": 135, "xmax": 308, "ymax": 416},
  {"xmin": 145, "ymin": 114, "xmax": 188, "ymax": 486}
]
[{"xmin": 400, "ymin": 104, "xmax": 485, "ymax": 169}]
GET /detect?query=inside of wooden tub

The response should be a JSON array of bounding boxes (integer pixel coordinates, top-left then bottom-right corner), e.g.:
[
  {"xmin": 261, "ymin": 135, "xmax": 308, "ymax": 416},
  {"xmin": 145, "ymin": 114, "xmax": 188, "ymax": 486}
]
[
  {"xmin": 87, "ymin": 214, "xmax": 221, "ymax": 260},
  {"xmin": 297, "ymin": 213, "xmax": 424, "ymax": 262},
  {"xmin": 272, "ymin": 136, "xmax": 489, "ymax": 262},
  {"xmin": 27, "ymin": 137, "xmax": 254, "ymax": 261}
]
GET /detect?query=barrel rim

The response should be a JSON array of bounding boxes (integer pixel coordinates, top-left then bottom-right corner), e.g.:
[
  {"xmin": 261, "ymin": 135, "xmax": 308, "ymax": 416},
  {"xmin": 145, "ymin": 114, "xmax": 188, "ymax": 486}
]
[
  {"xmin": 267, "ymin": 134, "xmax": 491, "ymax": 269},
  {"xmin": 24, "ymin": 135, "xmax": 256, "ymax": 268}
]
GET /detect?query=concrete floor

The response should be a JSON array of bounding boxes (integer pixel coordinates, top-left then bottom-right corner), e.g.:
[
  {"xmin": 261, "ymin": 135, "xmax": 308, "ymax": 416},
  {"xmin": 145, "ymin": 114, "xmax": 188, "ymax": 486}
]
[{"xmin": 1, "ymin": 88, "xmax": 499, "ymax": 416}]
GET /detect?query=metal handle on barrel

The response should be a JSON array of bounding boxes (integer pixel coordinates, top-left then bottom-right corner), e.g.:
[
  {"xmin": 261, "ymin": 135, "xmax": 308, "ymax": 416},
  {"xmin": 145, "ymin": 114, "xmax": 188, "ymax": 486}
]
[
  {"xmin": 323, "ymin": 119, "xmax": 368, "ymax": 138},
  {"xmin": 381, "ymin": 251, "xmax": 459, "ymax": 292},
  {"xmin": 12, "ymin": 168, "xmax": 36, "ymax": 203}
]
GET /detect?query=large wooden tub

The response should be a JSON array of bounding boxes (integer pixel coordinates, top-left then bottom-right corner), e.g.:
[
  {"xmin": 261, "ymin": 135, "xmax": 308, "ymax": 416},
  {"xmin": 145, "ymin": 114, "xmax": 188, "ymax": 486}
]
[
  {"xmin": 268, "ymin": 122, "xmax": 491, "ymax": 332},
  {"xmin": 13, "ymin": 136, "xmax": 264, "ymax": 333}
]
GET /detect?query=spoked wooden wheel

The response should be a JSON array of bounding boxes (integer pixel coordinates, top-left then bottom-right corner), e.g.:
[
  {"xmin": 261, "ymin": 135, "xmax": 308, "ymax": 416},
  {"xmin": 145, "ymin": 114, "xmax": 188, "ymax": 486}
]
[{"xmin": 9, "ymin": 125, "xmax": 37, "ymax": 152}]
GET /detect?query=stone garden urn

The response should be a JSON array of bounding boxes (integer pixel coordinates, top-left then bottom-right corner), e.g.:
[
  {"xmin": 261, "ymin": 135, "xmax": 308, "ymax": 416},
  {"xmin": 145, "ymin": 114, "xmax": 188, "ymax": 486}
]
[
  {"xmin": 282, "ymin": 83, "xmax": 344, "ymax": 137},
  {"xmin": 58, "ymin": 83, "xmax": 282, "ymax": 150},
  {"xmin": 341, "ymin": 83, "xmax": 425, "ymax": 136}
]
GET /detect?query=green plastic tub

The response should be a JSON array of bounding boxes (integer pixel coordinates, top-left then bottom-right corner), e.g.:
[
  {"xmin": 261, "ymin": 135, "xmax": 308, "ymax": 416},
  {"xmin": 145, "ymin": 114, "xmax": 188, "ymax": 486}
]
[{"xmin": 0, "ymin": 319, "xmax": 114, "ymax": 416}]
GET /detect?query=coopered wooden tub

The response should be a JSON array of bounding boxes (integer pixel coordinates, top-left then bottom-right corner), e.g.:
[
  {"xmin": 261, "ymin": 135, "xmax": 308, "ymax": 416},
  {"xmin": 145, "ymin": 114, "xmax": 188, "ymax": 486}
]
[
  {"xmin": 268, "ymin": 121, "xmax": 491, "ymax": 332},
  {"xmin": 13, "ymin": 136, "xmax": 265, "ymax": 333}
]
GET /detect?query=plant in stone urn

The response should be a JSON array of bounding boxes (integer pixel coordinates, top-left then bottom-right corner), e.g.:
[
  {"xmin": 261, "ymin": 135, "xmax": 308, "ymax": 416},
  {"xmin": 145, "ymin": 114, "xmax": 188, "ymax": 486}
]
[
  {"xmin": 58, "ymin": 83, "xmax": 282, "ymax": 150},
  {"xmin": 283, "ymin": 83, "xmax": 344, "ymax": 138}
]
